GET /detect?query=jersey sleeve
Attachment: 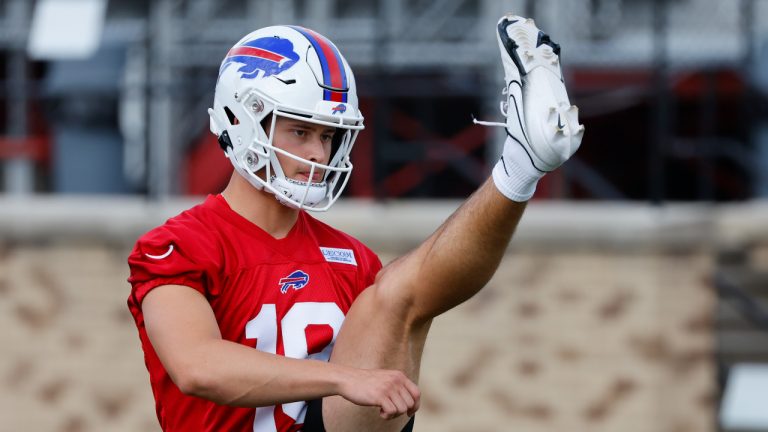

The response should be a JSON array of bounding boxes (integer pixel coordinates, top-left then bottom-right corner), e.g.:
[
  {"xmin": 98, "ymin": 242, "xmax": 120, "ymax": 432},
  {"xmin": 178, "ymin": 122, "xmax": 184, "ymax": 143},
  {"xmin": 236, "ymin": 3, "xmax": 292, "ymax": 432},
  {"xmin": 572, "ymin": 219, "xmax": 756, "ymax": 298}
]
[{"xmin": 127, "ymin": 224, "xmax": 222, "ymax": 306}]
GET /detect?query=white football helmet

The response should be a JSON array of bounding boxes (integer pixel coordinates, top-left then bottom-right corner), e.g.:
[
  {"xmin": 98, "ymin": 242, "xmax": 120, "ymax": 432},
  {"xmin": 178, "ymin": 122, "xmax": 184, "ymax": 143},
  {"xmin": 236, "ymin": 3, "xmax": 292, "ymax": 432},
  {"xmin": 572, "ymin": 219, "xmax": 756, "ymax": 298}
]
[{"xmin": 208, "ymin": 25, "xmax": 363, "ymax": 211}]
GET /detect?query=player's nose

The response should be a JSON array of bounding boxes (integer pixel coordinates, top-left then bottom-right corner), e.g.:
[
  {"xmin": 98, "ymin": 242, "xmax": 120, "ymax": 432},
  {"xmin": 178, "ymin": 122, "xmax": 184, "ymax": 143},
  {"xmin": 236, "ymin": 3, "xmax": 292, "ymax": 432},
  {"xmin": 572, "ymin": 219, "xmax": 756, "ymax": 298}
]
[{"xmin": 305, "ymin": 133, "xmax": 327, "ymax": 163}]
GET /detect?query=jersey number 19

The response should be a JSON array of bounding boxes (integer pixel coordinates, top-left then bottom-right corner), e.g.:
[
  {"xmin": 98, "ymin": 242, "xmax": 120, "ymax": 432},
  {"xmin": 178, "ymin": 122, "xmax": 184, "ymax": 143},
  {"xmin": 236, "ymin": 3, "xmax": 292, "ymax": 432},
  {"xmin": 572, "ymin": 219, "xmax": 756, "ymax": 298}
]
[{"xmin": 245, "ymin": 302, "xmax": 345, "ymax": 431}]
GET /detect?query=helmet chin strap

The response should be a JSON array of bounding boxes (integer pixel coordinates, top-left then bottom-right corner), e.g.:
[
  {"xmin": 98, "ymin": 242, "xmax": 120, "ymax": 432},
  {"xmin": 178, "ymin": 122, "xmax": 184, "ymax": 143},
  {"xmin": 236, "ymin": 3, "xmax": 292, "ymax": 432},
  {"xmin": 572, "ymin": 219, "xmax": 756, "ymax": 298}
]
[{"xmin": 269, "ymin": 176, "xmax": 328, "ymax": 209}]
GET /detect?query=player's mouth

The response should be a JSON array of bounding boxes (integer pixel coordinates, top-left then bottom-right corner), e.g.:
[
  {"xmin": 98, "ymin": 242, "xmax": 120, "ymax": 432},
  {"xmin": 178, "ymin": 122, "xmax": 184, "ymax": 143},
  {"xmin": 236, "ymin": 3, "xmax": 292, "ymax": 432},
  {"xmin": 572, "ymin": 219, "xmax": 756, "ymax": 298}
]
[{"xmin": 296, "ymin": 171, "xmax": 323, "ymax": 183}]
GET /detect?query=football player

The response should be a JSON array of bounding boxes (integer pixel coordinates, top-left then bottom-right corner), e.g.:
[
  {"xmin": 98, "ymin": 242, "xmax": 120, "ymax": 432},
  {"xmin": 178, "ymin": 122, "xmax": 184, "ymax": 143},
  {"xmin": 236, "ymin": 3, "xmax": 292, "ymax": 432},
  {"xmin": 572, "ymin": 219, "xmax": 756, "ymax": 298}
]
[{"xmin": 127, "ymin": 15, "xmax": 582, "ymax": 432}]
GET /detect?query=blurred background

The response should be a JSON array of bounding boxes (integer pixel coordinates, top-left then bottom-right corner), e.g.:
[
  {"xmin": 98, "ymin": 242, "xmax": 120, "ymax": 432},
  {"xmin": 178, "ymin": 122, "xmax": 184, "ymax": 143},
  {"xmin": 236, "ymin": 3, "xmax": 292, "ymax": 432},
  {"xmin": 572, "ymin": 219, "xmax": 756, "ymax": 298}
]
[{"xmin": 0, "ymin": 0, "xmax": 767, "ymax": 431}]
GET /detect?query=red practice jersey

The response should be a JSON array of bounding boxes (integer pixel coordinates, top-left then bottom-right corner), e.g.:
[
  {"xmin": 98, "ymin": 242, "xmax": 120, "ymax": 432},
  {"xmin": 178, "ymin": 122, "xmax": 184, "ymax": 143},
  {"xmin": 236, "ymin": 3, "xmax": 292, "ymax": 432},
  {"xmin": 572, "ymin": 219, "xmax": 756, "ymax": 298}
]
[{"xmin": 127, "ymin": 195, "xmax": 382, "ymax": 432}]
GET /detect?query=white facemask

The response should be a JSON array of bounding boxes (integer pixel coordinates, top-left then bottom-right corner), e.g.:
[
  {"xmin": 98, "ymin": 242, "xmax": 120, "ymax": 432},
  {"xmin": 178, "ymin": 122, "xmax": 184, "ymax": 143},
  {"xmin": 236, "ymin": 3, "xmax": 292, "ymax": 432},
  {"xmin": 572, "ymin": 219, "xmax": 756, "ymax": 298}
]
[{"xmin": 269, "ymin": 176, "xmax": 328, "ymax": 209}]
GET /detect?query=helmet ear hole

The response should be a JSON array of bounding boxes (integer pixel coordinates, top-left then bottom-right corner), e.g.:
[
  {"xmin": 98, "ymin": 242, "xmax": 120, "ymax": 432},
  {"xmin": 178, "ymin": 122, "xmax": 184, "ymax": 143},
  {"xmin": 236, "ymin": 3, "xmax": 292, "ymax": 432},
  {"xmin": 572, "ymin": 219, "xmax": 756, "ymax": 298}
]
[{"xmin": 224, "ymin": 106, "xmax": 240, "ymax": 125}]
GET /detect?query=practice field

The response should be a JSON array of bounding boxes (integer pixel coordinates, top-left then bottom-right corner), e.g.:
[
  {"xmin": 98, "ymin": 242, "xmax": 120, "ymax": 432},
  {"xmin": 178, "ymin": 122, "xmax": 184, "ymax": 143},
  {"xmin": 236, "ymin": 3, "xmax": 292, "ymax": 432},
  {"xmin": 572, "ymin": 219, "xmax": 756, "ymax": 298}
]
[{"xmin": 1, "ymin": 198, "xmax": 765, "ymax": 432}]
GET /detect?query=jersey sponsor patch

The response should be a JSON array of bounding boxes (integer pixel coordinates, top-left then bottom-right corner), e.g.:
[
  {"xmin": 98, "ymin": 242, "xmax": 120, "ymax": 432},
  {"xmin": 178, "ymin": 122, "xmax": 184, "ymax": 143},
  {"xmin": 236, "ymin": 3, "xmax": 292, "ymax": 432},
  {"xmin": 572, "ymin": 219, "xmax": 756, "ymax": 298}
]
[
  {"xmin": 278, "ymin": 270, "xmax": 310, "ymax": 293},
  {"xmin": 319, "ymin": 247, "xmax": 357, "ymax": 266}
]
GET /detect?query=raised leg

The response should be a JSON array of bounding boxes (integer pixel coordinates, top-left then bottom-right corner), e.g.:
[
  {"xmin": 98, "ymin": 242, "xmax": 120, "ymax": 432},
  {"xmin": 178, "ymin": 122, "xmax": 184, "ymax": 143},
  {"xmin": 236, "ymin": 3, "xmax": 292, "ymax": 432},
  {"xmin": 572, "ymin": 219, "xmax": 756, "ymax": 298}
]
[
  {"xmin": 321, "ymin": 13, "xmax": 583, "ymax": 432},
  {"xmin": 322, "ymin": 181, "xmax": 525, "ymax": 432}
]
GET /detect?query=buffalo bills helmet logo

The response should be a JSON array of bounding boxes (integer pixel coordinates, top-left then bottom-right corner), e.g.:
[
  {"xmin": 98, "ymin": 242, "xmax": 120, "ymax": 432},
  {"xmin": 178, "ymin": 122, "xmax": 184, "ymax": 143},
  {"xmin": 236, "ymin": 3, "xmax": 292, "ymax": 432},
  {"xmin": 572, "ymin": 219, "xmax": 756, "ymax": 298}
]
[
  {"xmin": 219, "ymin": 37, "xmax": 300, "ymax": 79},
  {"xmin": 278, "ymin": 270, "xmax": 310, "ymax": 293},
  {"xmin": 331, "ymin": 104, "xmax": 346, "ymax": 115}
]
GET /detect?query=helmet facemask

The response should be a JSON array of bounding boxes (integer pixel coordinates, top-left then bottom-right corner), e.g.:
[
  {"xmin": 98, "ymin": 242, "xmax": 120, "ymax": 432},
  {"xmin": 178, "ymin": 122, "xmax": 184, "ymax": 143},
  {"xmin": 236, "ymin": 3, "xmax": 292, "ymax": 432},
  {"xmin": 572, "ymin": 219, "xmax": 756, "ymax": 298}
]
[
  {"xmin": 263, "ymin": 106, "xmax": 359, "ymax": 210},
  {"xmin": 210, "ymin": 82, "xmax": 361, "ymax": 211}
]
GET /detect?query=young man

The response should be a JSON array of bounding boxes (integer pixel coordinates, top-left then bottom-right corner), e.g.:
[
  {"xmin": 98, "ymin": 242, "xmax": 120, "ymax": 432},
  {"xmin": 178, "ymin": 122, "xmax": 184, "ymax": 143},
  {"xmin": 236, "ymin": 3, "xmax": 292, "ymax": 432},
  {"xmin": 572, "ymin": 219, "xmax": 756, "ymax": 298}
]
[{"xmin": 127, "ymin": 15, "xmax": 583, "ymax": 432}]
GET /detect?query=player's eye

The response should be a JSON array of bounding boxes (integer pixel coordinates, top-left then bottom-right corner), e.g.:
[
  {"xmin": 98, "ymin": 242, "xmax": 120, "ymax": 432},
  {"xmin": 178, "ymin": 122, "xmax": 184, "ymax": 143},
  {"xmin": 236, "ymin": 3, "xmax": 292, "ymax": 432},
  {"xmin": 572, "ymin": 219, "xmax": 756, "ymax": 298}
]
[
  {"xmin": 293, "ymin": 129, "xmax": 306, "ymax": 137},
  {"xmin": 321, "ymin": 134, "xmax": 333, "ymax": 143}
]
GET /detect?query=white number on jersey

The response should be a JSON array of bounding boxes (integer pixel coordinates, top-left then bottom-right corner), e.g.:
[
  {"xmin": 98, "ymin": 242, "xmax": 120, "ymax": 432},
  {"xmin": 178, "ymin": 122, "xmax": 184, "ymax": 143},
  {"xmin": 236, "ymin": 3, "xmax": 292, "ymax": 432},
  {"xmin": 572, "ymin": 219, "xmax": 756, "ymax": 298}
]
[{"xmin": 245, "ymin": 302, "xmax": 345, "ymax": 431}]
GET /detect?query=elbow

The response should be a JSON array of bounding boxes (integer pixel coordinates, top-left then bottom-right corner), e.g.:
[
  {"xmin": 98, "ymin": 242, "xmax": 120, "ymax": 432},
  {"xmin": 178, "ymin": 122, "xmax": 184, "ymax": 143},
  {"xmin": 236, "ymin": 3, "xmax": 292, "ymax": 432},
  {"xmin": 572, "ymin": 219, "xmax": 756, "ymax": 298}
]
[
  {"xmin": 172, "ymin": 366, "xmax": 221, "ymax": 401},
  {"xmin": 162, "ymin": 344, "xmax": 233, "ymax": 404},
  {"xmin": 174, "ymin": 367, "xmax": 254, "ymax": 407}
]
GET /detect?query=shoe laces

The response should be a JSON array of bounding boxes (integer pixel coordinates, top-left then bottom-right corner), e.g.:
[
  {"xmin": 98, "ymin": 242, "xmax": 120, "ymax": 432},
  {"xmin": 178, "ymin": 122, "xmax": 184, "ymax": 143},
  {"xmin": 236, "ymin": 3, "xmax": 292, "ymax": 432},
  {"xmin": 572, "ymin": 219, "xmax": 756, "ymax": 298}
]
[{"xmin": 471, "ymin": 85, "xmax": 508, "ymax": 128}]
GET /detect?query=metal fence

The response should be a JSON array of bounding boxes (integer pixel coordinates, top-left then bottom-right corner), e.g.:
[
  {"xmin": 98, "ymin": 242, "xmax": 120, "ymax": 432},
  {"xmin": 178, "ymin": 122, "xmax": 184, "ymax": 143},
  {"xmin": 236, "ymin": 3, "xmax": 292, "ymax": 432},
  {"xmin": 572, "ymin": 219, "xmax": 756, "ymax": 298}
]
[{"xmin": 1, "ymin": 0, "xmax": 767, "ymax": 201}]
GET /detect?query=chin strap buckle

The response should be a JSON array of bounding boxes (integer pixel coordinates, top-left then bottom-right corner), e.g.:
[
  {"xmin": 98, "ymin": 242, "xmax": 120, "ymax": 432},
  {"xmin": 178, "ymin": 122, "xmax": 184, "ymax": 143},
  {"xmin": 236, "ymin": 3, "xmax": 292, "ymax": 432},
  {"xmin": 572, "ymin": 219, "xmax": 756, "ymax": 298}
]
[{"xmin": 218, "ymin": 131, "xmax": 233, "ymax": 151}]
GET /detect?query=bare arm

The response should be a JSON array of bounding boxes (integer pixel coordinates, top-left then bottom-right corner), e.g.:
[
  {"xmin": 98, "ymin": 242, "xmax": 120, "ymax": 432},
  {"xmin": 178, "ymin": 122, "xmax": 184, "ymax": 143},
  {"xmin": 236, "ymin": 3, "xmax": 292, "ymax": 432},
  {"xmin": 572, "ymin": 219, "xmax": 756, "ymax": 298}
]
[
  {"xmin": 378, "ymin": 179, "xmax": 525, "ymax": 321},
  {"xmin": 142, "ymin": 284, "xmax": 419, "ymax": 417}
]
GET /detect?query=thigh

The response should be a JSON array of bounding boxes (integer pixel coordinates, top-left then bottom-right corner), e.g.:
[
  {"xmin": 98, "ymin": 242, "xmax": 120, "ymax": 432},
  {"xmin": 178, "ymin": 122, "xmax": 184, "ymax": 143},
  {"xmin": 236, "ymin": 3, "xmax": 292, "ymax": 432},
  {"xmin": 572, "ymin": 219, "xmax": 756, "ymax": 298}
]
[
  {"xmin": 304, "ymin": 398, "xmax": 416, "ymax": 432},
  {"xmin": 323, "ymin": 283, "xmax": 432, "ymax": 432}
]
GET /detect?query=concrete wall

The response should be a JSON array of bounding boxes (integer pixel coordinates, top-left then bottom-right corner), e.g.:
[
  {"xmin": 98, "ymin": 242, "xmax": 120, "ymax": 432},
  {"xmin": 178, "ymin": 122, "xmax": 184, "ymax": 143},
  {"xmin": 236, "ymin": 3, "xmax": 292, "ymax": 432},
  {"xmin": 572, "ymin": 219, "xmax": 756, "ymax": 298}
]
[
  {"xmin": 416, "ymin": 250, "xmax": 715, "ymax": 432},
  {"xmin": 2, "ymin": 197, "xmax": 764, "ymax": 432}
]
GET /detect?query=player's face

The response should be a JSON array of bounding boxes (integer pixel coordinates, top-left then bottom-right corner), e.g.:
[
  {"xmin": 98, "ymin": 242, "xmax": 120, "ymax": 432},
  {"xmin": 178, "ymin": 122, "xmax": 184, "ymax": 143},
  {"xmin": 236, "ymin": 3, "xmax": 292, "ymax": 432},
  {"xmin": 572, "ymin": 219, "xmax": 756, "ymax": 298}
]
[{"xmin": 271, "ymin": 117, "xmax": 335, "ymax": 183}]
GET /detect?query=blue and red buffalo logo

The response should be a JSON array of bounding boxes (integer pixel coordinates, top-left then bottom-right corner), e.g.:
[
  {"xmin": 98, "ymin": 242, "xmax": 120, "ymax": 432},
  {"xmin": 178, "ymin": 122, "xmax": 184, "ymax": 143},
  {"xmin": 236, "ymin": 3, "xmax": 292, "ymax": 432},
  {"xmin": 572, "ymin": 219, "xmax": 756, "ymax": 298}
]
[
  {"xmin": 219, "ymin": 37, "xmax": 300, "ymax": 79},
  {"xmin": 331, "ymin": 103, "xmax": 346, "ymax": 115},
  {"xmin": 278, "ymin": 270, "xmax": 310, "ymax": 293}
]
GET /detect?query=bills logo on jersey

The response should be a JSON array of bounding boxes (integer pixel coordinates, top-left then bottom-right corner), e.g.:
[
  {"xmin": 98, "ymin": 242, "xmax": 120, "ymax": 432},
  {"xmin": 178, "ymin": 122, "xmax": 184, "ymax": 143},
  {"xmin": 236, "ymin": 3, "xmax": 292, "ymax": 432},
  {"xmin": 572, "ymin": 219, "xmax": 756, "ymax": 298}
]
[
  {"xmin": 278, "ymin": 270, "xmax": 310, "ymax": 293},
  {"xmin": 219, "ymin": 37, "xmax": 300, "ymax": 79},
  {"xmin": 331, "ymin": 103, "xmax": 346, "ymax": 115}
]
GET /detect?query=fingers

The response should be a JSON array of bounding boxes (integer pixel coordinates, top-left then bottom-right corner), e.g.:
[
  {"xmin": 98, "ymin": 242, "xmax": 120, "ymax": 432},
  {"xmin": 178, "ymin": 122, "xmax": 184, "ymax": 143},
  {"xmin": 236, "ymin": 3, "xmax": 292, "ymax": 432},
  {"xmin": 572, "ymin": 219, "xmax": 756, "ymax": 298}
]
[
  {"xmin": 379, "ymin": 372, "xmax": 419, "ymax": 420},
  {"xmin": 391, "ymin": 389, "xmax": 410, "ymax": 418},
  {"xmin": 392, "ymin": 371, "xmax": 419, "ymax": 414},
  {"xmin": 400, "ymin": 386, "xmax": 418, "ymax": 417},
  {"xmin": 379, "ymin": 399, "xmax": 397, "ymax": 419},
  {"xmin": 339, "ymin": 367, "xmax": 421, "ymax": 420},
  {"xmin": 404, "ymin": 377, "xmax": 421, "ymax": 410}
]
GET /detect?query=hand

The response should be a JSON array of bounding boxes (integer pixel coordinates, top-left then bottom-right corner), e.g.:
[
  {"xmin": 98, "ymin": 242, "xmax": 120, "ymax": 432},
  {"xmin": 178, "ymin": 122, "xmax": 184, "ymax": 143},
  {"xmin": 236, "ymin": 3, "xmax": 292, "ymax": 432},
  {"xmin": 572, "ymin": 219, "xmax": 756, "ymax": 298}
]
[{"xmin": 338, "ymin": 368, "xmax": 421, "ymax": 419}]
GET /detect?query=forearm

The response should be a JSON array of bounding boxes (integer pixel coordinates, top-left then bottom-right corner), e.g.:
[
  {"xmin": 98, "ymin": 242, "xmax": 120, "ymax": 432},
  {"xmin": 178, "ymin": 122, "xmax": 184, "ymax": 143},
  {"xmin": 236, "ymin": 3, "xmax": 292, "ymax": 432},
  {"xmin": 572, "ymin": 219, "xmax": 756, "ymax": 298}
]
[
  {"xmin": 143, "ymin": 285, "xmax": 352, "ymax": 408},
  {"xmin": 144, "ymin": 283, "xmax": 420, "ymax": 417},
  {"xmin": 386, "ymin": 179, "xmax": 526, "ymax": 319},
  {"xmin": 180, "ymin": 337, "xmax": 348, "ymax": 407}
]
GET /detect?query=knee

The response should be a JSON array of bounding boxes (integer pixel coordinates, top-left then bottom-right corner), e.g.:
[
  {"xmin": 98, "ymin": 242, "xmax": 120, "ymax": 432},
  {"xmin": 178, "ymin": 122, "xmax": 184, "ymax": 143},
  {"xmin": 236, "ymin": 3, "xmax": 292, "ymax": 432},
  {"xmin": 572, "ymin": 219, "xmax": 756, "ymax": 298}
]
[{"xmin": 369, "ymin": 263, "xmax": 430, "ymax": 327}]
